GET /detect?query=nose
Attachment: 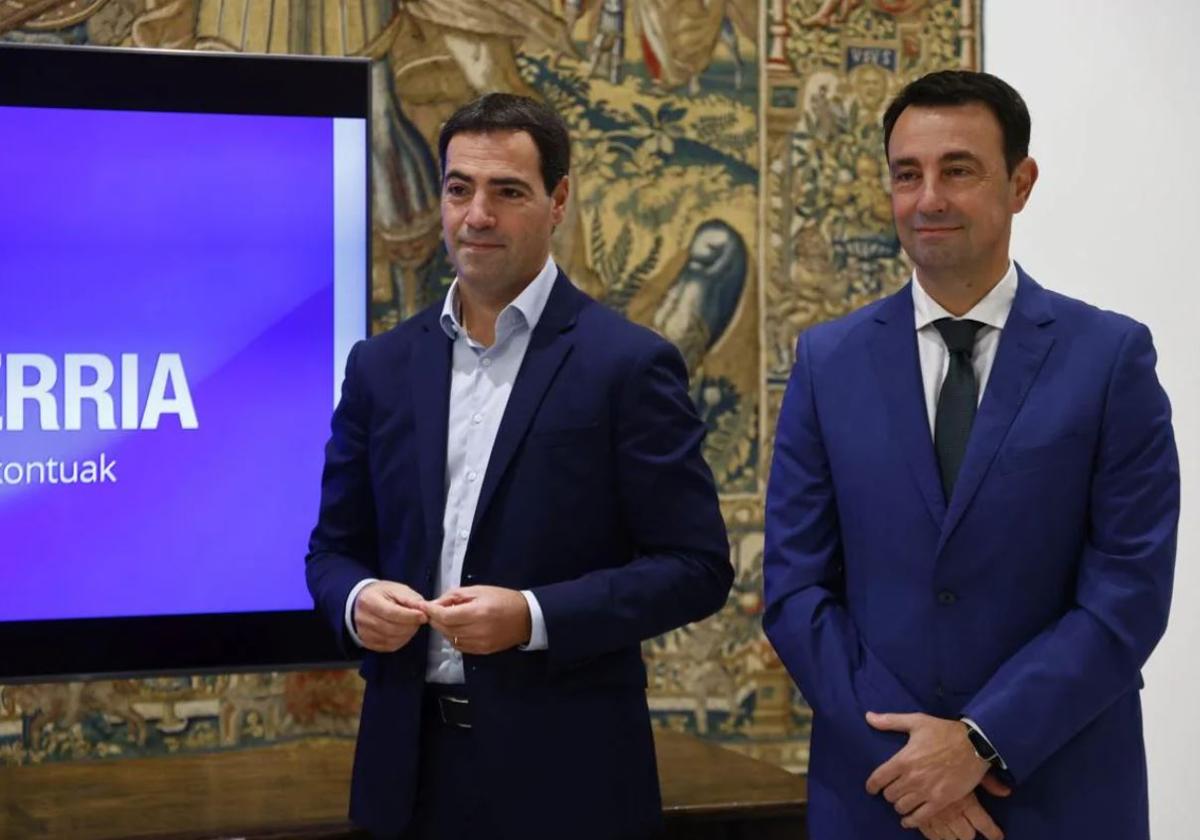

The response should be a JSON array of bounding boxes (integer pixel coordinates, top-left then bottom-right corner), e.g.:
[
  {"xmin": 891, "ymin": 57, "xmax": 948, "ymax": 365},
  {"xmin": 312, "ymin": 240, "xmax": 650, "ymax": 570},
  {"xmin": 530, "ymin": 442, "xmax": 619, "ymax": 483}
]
[
  {"xmin": 464, "ymin": 192, "xmax": 496, "ymax": 230},
  {"xmin": 915, "ymin": 175, "xmax": 949, "ymax": 215}
]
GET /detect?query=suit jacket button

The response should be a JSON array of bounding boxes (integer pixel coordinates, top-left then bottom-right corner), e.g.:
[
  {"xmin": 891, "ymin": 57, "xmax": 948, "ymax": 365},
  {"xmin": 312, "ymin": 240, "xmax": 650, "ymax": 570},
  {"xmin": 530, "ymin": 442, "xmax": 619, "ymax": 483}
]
[
  {"xmin": 937, "ymin": 590, "xmax": 957, "ymax": 605},
  {"xmin": 935, "ymin": 684, "xmax": 945, "ymax": 697}
]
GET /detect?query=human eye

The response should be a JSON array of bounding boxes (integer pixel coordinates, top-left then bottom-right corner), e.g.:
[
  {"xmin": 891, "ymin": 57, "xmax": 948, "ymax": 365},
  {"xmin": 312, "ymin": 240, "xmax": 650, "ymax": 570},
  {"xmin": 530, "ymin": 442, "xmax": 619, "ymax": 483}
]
[
  {"xmin": 444, "ymin": 181, "xmax": 469, "ymax": 199},
  {"xmin": 891, "ymin": 169, "xmax": 919, "ymax": 185}
]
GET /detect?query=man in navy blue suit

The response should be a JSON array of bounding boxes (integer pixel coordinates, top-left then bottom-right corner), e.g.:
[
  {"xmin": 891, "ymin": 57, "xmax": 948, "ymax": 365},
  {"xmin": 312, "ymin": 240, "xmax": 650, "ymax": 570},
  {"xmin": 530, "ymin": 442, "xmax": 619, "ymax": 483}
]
[
  {"xmin": 306, "ymin": 93, "xmax": 732, "ymax": 839},
  {"xmin": 765, "ymin": 71, "xmax": 1179, "ymax": 839}
]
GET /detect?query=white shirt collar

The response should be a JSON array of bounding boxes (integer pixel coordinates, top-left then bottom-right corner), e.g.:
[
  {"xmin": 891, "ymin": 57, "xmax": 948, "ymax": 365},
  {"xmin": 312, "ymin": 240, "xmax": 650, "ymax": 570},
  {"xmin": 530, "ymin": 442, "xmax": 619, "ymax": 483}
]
[
  {"xmin": 440, "ymin": 254, "xmax": 558, "ymax": 341},
  {"xmin": 911, "ymin": 261, "xmax": 1018, "ymax": 332}
]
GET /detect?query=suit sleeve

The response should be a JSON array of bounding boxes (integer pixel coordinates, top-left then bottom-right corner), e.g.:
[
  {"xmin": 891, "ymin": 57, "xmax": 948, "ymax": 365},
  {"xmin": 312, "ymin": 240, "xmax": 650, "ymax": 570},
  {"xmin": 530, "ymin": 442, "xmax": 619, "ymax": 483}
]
[
  {"xmin": 963, "ymin": 322, "xmax": 1179, "ymax": 783},
  {"xmin": 305, "ymin": 340, "xmax": 381, "ymax": 654},
  {"xmin": 763, "ymin": 330, "xmax": 927, "ymax": 773},
  {"xmin": 532, "ymin": 339, "xmax": 733, "ymax": 668}
]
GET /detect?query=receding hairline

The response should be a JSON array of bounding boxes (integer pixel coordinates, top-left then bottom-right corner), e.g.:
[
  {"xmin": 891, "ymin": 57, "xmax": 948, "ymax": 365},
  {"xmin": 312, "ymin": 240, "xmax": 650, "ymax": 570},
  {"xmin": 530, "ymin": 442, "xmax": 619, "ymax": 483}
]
[{"xmin": 885, "ymin": 103, "xmax": 1010, "ymax": 162}]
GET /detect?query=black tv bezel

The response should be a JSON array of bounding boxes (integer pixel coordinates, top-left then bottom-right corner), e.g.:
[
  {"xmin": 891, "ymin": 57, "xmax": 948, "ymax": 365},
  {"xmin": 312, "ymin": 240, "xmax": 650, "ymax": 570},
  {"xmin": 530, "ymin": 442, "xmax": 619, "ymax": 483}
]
[{"xmin": 0, "ymin": 43, "xmax": 371, "ymax": 682}]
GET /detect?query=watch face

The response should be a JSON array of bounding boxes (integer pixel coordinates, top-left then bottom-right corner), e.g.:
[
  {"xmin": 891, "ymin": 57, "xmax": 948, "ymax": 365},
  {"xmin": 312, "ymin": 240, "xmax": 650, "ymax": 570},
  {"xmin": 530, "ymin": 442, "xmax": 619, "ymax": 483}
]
[{"xmin": 967, "ymin": 727, "xmax": 998, "ymax": 762}]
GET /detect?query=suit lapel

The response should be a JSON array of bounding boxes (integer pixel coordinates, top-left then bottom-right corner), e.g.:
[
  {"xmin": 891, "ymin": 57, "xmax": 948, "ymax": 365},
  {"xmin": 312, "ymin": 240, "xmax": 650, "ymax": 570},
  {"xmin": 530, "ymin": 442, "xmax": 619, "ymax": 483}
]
[
  {"xmin": 470, "ymin": 272, "xmax": 582, "ymax": 535},
  {"xmin": 869, "ymin": 284, "xmax": 946, "ymax": 527},
  {"xmin": 411, "ymin": 311, "xmax": 454, "ymax": 556},
  {"xmin": 936, "ymin": 267, "xmax": 1056, "ymax": 553}
]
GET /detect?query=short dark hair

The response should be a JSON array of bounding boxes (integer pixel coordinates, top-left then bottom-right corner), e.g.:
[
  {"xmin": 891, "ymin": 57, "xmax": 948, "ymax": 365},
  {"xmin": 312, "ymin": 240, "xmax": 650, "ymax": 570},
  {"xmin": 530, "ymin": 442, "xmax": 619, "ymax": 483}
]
[
  {"xmin": 437, "ymin": 93, "xmax": 570, "ymax": 194},
  {"xmin": 882, "ymin": 71, "xmax": 1031, "ymax": 174}
]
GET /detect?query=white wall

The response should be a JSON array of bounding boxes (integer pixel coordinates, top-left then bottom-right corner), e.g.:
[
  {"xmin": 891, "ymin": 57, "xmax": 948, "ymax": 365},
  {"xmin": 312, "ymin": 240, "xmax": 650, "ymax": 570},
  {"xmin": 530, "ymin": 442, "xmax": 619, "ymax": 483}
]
[{"xmin": 985, "ymin": 2, "xmax": 1200, "ymax": 837}]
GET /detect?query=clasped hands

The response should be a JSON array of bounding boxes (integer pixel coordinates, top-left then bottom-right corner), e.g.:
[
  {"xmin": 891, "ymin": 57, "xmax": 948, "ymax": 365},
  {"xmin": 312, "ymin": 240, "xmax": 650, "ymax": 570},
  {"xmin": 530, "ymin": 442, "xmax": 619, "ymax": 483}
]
[
  {"xmin": 865, "ymin": 711, "xmax": 1012, "ymax": 840},
  {"xmin": 359, "ymin": 586, "xmax": 1005, "ymax": 837},
  {"xmin": 353, "ymin": 581, "xmax": 532, "ymax": 655}
]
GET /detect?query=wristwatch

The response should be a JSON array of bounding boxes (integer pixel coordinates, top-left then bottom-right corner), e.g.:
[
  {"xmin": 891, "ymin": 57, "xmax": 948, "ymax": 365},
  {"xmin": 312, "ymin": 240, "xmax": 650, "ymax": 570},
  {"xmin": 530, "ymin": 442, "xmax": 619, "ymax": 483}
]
[{"xmin": 962, "ymin": 719, "xmax": 1003, "ymax": 769}]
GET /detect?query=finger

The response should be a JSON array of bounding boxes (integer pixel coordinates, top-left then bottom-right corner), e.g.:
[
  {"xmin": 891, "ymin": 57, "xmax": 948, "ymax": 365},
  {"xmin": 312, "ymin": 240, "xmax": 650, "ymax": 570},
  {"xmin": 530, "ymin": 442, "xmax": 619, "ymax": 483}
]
[
  {"xmin": 901, "ymin": 802, "xmax": 942, "ymax": 829},
  {"xmin": 865, "ymin": 757, "xmax": 905, "ymax": 794},
  {"xmin": 364, "ymin": 600, "xmax": 427, "ymax": 626},
  {"xmin": 918, "ymin": 821, "xmax": 949, "ymax": 840},
  {"xmin": 883, "ymin": 778, "xmax": 914, "ymax": 804},
  {"xmin": 422, "ymin": 601, "xmax": 449, "ymax": 624},
  {"xmin": 424, "ymin": 600, "xmax": 468, "ymax": 627},
  {"xmin": 381, "ymin": 586, "xmax": 427, "ymax": 610},
  {"xmin": 426, "ymin": 611, "xmax": 466, "ymax": 639},
  {"xmin": 362, "ymin": 587, "xmax": 425, "ymax": 617},
  {"xmin": 893, "ymin": 791, "xmax": 924, "ymax": 815},
  {"xmin": 978, "ymin": 774, "xmax": 1012, "ymax": 798},
  {"xmin": 949, "ymin": 815, "xmax": 974, "ymax": 840},
  {"xmin": 964, "ymin": 801, "xmax": 1004, "ymax": 840},
  {"xmin": 866, "ymin": 711, "xmax": 918, "ymax": 733},
  {"xmin": 454, "ymin": 634, "xmax": 495, "ymax": 656},
  {"xmin": 363, "ymin": 612, "xmax": 423, "ymax": 637},
  {"xmin": 429, "ymin": 602, "xmax": 481, "ymax": 630},
  {"xmin": 433, "ymin": 587, "xmax": 478, "ymax": 606},
  {"xmin": 358, "ymin": 606, "xmax": 426, "ymax": 637},
  {"xmin": 362, "ymin": 581, "xmax": 424, "ymax": 613}
]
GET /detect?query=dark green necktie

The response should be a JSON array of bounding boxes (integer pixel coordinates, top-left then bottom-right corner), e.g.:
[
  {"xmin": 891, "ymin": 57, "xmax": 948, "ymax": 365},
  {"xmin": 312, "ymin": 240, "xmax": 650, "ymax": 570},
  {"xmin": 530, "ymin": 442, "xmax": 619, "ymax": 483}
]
[{"xmin": 933, "ymin": 318, "xmax": 985, "ymax": 500}]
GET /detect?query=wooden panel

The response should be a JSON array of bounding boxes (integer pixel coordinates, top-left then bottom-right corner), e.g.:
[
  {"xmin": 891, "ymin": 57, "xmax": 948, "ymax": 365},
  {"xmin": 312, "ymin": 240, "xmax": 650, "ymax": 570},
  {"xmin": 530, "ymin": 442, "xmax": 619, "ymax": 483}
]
[{"xmin": 0, "ymin": 731, "xmax": 805, "ymax": 839}]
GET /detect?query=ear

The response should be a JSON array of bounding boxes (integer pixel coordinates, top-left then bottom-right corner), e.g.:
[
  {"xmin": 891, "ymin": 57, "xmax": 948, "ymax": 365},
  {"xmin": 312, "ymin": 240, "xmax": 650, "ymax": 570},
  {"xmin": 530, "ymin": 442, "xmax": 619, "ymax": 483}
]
[
  {"xmin": 1010, "ymin": 156, "xmax": 1038, "ymax": 213},
  {"xmin": 550, "ymin": 175, "xmax": 569, "ymax": 227}
]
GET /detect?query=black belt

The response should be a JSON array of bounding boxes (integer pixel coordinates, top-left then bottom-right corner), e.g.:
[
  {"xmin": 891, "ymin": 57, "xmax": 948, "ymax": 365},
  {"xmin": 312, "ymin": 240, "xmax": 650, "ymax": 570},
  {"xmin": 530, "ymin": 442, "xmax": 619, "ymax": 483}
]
[{"xmin": 423, "ymin": 685, "xmax": 472, "ymax": 729}]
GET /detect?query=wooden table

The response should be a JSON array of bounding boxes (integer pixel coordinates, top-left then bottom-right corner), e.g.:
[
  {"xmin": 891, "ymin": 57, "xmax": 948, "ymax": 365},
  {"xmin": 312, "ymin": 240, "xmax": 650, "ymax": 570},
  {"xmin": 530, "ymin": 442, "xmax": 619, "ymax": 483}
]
[
  {"xmin": 656, "ymin": 730, "xmax": 808, "ymax": 839},
  {"xmin": 0, "ymin": 730, "xmax": 806, "ymax": 839}
]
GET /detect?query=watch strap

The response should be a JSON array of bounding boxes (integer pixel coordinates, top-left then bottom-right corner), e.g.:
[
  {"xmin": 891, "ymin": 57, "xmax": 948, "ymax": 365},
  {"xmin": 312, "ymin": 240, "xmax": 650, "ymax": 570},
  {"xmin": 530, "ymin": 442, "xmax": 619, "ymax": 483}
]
[{"xmin": 961, "ymin": 717, "xmax": 1003, "ymax": 768}]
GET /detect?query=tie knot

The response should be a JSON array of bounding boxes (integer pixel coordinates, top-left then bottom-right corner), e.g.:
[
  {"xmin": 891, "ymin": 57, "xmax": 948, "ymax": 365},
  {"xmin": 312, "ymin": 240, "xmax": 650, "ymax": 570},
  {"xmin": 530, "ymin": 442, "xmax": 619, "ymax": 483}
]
[{"xmin": 934, "ymin": 318, "xmax": 984, "ymax": 354}]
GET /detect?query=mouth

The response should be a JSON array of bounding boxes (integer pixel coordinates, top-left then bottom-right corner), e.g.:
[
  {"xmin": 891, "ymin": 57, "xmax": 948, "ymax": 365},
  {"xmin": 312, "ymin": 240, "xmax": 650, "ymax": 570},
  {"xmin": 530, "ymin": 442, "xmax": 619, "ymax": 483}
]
[
  {"xmin": 913, "ymin": 226, "xmax": 962, "ymax": 236},
  {"xmin": 459, "ymin": 241, "xmax": 504, "ymax": 251}
]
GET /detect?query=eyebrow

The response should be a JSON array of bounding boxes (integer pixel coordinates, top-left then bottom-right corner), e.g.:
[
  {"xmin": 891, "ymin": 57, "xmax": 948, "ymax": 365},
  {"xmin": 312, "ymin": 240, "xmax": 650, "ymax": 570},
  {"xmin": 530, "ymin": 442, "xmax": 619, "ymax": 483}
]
[
  {"xmin": 889, "ymin": 150, "xmax": 984, "ymax": 170},
  {"xmin": 443, "ymin": 169, "xmax": 534, "ymax": 191}
]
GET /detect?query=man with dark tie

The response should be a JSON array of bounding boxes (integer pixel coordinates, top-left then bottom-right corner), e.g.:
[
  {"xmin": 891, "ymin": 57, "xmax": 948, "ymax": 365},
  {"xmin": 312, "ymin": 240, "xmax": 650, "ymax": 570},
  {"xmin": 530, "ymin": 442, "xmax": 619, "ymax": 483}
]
[
  {"xmin": 764, "ymin": 70, "xmax": 1179, "ymax": 839},
  {"xmin": 305, "ymin": 93, "xmax": 732, "ymax": 839}
]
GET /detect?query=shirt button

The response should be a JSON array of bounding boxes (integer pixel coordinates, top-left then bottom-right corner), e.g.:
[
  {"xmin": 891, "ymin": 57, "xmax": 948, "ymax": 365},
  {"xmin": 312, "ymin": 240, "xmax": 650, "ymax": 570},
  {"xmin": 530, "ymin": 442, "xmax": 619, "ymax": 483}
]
[
  {"xmin": 481, "ymin": 358, "xmax": 493, "ymax": 368},
  {"xmin": 467, "ymin": 470, "xmax": 478, "ymax": 482},
  {"xmin": 472, "ymin": 413, "xmax": 483, "ymax": 424},
  {"xmin": 457, "ymin": 528, "xmax": 469, "ymax": 540},
  {"xmin": 937, "ymin": 590, "xmax": 958, "ymax": 605}
]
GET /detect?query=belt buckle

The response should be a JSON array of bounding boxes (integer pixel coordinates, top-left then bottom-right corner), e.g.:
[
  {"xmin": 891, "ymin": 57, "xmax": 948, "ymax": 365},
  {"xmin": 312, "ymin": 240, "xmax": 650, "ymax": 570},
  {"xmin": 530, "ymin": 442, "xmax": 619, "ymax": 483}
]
[{"xmin": 438, "ymin": 695, "xmax": 472, "ymax": 729}]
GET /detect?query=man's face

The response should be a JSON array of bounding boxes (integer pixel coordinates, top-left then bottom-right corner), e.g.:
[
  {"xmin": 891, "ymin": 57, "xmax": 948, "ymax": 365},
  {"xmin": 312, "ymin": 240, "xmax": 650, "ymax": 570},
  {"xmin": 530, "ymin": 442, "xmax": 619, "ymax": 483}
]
[
  {"xmin": 441, "ymin": 130, "xmax": 567, "ymax": 292},
  {"xmin": 887, "ymin": 102, "xmax": 1036, "ymax": 281}
]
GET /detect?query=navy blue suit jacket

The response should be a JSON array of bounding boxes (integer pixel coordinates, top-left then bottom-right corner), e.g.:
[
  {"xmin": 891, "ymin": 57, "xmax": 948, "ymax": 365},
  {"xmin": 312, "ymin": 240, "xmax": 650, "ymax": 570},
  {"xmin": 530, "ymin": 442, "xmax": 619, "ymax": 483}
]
[
  {"xmin": 764, "ymin": 268, "xmax": 1179, "ymax": 839},
  {"xmin": 307, "ymin": 272, "xmax": 732, "ymax": 839}
]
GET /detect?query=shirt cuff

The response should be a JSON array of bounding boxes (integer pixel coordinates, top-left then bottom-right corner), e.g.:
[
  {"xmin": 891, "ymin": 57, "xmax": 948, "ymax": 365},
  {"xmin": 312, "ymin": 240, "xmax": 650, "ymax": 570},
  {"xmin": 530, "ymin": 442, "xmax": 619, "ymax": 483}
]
[
  {"xmin": 518, "ymin": 589, "xmax": 548, "ymax": 651},
  {"xmin": 961, "ymin": 716, "xmax": 1008, "ymax": 770},
  {"xmin": 344, "ymin": 578, "xmax": 379, "ymax": 649}
]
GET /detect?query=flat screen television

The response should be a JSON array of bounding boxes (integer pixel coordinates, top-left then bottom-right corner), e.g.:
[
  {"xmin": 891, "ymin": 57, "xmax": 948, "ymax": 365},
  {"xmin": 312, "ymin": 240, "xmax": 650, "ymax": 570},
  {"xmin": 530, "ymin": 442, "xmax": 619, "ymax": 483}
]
[{"xmin": 0, "ymin": 44, "xmax": 370, "ymax": 680}]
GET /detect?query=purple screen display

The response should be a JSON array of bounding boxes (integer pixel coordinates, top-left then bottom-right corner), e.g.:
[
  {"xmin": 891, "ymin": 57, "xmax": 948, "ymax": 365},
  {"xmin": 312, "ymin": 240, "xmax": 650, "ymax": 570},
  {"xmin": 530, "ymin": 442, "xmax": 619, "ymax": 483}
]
[{"xmin": 0, "ymin": 106, "xmax": 338, "ymax": 621}]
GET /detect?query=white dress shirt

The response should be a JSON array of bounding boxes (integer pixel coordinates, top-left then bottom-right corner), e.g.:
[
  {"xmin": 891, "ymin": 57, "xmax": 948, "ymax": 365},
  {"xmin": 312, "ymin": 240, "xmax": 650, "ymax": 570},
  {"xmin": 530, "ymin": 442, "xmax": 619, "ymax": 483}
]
[
  {"xmin": 345, "ymin": 255, "xmax": 557, "ymax": 684},
  {"xmin": 912, "ymin": 261, "xmax": 1018, "ymax": 437},
  {"xmin": 911, "ymin": 260, "xmax": 1017, "ymax": 768}
]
